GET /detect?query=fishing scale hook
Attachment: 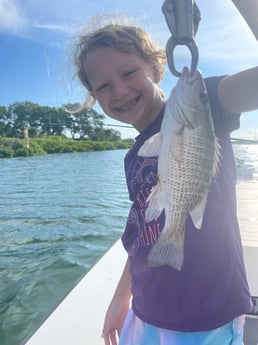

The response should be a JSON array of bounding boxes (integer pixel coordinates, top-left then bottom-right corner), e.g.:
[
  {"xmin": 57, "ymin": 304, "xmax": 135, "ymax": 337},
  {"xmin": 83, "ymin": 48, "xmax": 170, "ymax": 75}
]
[{"xmin": 162, "ymin": 0, "xmax": 201, "ymax": 77}]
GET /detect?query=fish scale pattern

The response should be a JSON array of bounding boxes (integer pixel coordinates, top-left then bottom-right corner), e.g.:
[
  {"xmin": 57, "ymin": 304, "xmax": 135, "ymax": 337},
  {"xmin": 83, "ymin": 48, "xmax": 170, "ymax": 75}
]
[
  {"xmin": 139, "ymin": 70, "xmax": 220, "ymax": 269},
  {"xmin": 168, "ymin": 124, "xmax": 216, "ymax": 221}
]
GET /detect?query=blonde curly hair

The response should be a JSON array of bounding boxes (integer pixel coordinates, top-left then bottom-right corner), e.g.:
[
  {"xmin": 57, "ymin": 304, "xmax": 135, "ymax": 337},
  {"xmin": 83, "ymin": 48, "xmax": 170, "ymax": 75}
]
[{"xmin": 74, "ymin": 18, "xmax": 167, "ymax": 109}]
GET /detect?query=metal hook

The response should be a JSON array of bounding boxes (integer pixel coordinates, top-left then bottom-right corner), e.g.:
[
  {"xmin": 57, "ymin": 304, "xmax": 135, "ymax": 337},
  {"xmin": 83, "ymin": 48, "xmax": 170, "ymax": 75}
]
[
  {"xmin": 166, "ymin": 37, "xmax": 199, "ymax": 77},
  {"xmin": 162, "ymin": 0, "xmax": 201, "ymax": 77}
]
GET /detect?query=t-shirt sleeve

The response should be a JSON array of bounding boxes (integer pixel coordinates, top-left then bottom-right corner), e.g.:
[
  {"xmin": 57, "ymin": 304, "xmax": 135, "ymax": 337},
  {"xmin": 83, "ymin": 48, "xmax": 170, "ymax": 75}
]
[{"xmin": 204, "ymin": 76, "xmax": 241, "ymax": 133}]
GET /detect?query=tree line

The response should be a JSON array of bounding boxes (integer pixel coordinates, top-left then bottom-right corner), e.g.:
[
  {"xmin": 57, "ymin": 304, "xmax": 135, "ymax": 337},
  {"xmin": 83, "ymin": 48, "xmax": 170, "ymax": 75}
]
[{"xmin": 0, "ymin": 101, "xmax": 122, "ymax": 141}]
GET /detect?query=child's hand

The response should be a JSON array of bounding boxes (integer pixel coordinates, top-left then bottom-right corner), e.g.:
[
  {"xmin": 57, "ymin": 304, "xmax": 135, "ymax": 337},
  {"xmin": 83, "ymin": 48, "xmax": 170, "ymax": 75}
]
[{"xmin": 102, "ymin": 295, "xmax": 130, "ymax": 345}]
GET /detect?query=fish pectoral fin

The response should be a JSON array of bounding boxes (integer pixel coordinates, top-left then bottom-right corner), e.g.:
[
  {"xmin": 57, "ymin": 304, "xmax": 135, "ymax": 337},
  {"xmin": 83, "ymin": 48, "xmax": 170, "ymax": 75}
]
[
  {"xmin": 190, "ymin": 194, "xmax": 208, "ymax": 230},
  {"xmin": 147, "ymin": 231, "xmax": 185, "ymax": 270},
  {"xmin": 145, "ymin": 184, "xmax": 163, "ymax": 223},
  {"xmin": 138, "ymin": 132, "xmax": 162, "ymax": 157}
]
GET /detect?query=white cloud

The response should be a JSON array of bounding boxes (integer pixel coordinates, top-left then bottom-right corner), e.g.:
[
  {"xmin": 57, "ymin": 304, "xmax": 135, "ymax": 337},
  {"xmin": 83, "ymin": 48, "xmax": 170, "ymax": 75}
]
[
  {"xmin": 0, "ymin": 0, "xmax": 75, "ymax": 37},
  {"xmin": 0, "ymin": 0, "xmax": 27, "ymax": 33},
  {"xmin": 31, "ymin": 22, "xmax": 72, "ymax": 34}
]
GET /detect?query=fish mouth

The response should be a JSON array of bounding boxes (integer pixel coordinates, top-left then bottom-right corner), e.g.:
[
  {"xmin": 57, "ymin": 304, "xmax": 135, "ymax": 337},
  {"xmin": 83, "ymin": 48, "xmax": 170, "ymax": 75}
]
[
  {"xmin": 182, "ymin": 67, "xmax": 202, "ymax": 84},
  {"xmin": 114, "ymin": 95, "xmax": 141, "ymax": 113}
]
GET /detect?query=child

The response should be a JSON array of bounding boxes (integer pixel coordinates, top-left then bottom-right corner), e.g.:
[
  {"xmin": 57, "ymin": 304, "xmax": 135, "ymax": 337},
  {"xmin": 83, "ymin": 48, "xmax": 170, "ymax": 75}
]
[{"xmin": 74, "ymin": 4, "xmax": 258, "ymax": 345}]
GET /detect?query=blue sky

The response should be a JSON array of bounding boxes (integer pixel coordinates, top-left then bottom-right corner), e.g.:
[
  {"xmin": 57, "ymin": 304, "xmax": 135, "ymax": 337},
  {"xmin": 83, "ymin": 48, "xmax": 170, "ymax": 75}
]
[{"xmin": 0, "ymin": 0, "xmax": 257, "ymax": 139}]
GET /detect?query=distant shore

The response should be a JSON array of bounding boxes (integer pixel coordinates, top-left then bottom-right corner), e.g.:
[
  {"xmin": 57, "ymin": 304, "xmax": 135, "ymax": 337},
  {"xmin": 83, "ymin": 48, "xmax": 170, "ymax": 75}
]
[{"xmin": 0, "ymin": 136, "xmax": 133, "ymax": 159}]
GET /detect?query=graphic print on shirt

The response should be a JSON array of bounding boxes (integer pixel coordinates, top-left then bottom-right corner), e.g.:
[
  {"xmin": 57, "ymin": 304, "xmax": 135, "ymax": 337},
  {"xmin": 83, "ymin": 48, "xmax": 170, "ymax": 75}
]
[{"xmin": 126, "ymin": 156, "xmax": 164, "ymax": 252}]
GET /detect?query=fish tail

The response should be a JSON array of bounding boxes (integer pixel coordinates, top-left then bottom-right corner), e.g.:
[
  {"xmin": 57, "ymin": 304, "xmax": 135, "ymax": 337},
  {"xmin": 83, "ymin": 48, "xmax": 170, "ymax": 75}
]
[{"xmin": 147, "ymin": 231, "xmax": 185, "ymax": 270}]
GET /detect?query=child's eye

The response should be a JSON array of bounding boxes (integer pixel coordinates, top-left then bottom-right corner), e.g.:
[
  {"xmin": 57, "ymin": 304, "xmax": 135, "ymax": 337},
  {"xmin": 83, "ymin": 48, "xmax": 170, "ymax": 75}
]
[
  {"xmin": 124, "ymin": 70, "xmax": 136, "ymax": 78},
  {"xmin": 96, "ymin": 83, "xmax": 109, "ymax": 92}
]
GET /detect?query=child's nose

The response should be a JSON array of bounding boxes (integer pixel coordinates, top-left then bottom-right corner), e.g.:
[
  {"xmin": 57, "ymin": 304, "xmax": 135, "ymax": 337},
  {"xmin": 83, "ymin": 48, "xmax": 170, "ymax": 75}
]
[{"xmin": 112, "ymin": 81, "xmax": 129, "ymax": 99}]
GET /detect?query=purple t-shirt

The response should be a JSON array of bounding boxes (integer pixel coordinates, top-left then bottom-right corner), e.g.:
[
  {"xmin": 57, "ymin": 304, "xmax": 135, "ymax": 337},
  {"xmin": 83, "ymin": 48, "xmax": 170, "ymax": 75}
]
[{"xmin": 121, "ymin": 76, "xmax": 252, "ymax": 332}]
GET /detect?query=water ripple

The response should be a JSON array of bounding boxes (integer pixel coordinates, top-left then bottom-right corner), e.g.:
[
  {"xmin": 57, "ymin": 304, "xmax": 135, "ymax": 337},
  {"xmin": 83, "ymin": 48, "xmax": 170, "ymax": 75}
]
[
  {"xmin": 0, "ymin": 150, "xmax": 129, "ymax": 345},
  {"xmin": 1, "ymin": 147, "xmax": 258, "ymax": 345}
]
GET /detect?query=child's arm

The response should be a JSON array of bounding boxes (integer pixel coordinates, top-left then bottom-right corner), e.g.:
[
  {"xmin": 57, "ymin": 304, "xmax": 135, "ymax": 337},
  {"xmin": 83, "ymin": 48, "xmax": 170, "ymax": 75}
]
[
  {"xmin": 217, "ymin": 0, "xmax": 258, "ymax": 114},
  {"xmin": 218, "ymin": 67, "xmax": 258, "ymax": 114},
  {"xmin": 102, "ymin": 256, "xmax": 132, "ymax": 345}
]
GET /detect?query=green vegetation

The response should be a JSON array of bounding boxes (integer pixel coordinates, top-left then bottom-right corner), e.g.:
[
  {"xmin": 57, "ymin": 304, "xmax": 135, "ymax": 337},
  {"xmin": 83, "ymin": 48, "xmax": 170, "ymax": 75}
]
[
  {"xmin": 0, "ymin": 137, "xmax": 133, "ymax": 158},
  {"xmin": 0, "ymin": 101, "xmax": 134, "ymax": 158}
]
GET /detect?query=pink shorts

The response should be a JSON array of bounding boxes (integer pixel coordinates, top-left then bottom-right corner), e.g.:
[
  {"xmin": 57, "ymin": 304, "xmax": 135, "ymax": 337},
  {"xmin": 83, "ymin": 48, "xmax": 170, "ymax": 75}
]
[{"xmin": 119, "ymin": 309, "xmax": 245, "ymax": 345}]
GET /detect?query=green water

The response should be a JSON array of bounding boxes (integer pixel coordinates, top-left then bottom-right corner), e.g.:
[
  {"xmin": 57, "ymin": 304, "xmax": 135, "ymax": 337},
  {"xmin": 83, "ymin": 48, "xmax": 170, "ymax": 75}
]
[
  {"xmin": 0, "ymin": 150, "xmax": 130, "ymax": 345},
  {"xmin": 0, "ymin": 146, "xmax": 258, "ymax": 345}
]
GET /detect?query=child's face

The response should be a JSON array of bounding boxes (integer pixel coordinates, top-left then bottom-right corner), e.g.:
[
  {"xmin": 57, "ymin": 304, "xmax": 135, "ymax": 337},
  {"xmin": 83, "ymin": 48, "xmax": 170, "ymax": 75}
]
[{"xmin": 83, "ymin": 47, "xmax": 165, "ymax": 132}]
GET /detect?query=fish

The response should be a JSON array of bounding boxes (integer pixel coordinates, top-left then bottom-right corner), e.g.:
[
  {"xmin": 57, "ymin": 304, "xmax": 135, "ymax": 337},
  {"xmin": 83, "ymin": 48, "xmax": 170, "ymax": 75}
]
[{"xmin": 138, "ymin": 67, "xmax": 221, "ymax": 270}]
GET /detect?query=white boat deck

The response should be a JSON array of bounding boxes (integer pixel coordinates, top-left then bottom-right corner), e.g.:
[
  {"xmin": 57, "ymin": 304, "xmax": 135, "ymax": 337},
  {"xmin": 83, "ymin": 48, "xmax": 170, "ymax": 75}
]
[
  {"xmin": 23, "ymin": 241, "xmax": 258, "ymax": 345},
  {"xmin": 23, "ymin": 240, "xmax": 127, "ymax": 345}
]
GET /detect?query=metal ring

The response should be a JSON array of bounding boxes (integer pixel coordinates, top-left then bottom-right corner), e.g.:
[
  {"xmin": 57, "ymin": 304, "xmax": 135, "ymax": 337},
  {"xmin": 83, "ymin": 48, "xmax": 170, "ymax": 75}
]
[{"xmin": 166, "ymin": 37, "xmax": 199, "ymax": 77}]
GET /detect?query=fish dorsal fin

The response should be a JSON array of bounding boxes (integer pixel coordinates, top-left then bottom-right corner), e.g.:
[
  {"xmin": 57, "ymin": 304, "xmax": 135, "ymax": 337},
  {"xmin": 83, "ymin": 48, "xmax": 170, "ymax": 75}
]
[
  {"xmin": 138, "ymin": 132, "xmax": 162, "ymax": 157},
  {"xmin": 190, "ymin": 193, "xmax": 208, "ymax": 230},
  {"xmin": 212, "ymin": 136, "xmax": 221, "ymax": 177}
]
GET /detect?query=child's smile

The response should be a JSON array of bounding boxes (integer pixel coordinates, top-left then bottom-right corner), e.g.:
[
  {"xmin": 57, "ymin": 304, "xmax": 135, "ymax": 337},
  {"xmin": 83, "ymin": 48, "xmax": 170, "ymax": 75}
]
[{"xmin": 113, "ymin": 94, "xmax": 141, "ymax": 113}]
